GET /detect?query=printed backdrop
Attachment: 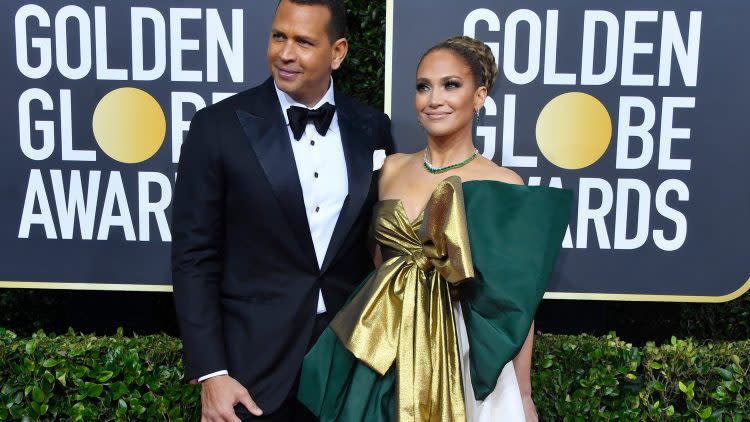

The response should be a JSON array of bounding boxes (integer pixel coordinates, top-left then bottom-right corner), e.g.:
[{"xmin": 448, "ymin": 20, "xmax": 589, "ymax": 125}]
[
  {"xmin": 0, "ymin": 1, "xmax": 275, "ymax": 290},
  {"xmin": 1, "ymin": 1, "xmax": 749, "ymax": 301},
  {"xmin": 387, "ymin": 0, "xmax": 750, "ymax": 300}
]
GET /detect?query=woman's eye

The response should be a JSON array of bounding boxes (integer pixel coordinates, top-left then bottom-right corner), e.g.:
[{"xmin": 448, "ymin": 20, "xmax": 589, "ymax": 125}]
[
  {"xmin": 445, "ymin": 81, "xmax": 460, "ymax": 89},
  {"xmin": 416, "ymin": 83, "xmax": 430, "ymax": 92}
]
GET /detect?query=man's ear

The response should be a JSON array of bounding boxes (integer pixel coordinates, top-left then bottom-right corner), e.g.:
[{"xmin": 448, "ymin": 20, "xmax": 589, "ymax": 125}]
[{"xmin": 331, "ymin": 38, "xmax": 348, "ymax": 70}]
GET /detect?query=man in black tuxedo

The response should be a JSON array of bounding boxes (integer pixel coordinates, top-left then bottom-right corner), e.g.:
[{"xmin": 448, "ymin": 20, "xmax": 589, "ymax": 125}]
[{"xmin": 171, "ymin": 0, "xmax": 394, "ymax": 420}]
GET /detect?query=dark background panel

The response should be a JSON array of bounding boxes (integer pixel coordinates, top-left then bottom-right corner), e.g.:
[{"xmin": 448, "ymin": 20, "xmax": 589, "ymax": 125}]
[
  {"xmin": 0, "ymin": 1, "xmax": 276, "ymax": 286},
  {"xmin": 391, "ymin": 0, "xmax": 750, "ymax": 299}
]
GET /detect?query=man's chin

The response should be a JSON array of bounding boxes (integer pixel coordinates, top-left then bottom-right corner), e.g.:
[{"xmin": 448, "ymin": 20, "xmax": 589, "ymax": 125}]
[{"xmin": 273, "ymin": 76, "xmax": 299, "ymax": 94}]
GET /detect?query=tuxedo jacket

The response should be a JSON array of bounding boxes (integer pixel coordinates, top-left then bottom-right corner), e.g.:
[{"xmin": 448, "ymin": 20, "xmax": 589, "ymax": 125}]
[{"xmin": 172, "ymin": 77, "xmax": 395, "ymax": 412}]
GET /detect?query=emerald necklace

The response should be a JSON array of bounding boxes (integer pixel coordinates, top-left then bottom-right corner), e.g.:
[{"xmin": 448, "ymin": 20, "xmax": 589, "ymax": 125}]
[{"xmin": 422, "ymin": 147, "xmax": 479, "ymax": 174}]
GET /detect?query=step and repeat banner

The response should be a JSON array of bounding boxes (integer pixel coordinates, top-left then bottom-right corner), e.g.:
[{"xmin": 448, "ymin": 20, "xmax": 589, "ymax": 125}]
[
  {"xmin": 2, "ymin": 1, "xmax": 748, "ymax": 301},
  {"xmin": 0, "ymin": 1, "xmax": 275, "ymax": 290},
  {"xmin": 386, "ymin": 0, "xmax": 750, "ymax": 301}
]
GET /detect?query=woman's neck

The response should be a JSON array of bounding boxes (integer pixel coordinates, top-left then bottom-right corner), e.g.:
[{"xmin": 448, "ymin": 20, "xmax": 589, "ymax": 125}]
[{"xmin": 425, "ymin": 130, "xmax": 476, "ymax": 168}]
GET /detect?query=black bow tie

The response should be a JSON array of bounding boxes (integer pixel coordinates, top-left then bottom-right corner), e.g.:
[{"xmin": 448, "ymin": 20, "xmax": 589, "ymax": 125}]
[{"xmin": 286, "ymin": 103, "xmax": 336, "ymax": 140}]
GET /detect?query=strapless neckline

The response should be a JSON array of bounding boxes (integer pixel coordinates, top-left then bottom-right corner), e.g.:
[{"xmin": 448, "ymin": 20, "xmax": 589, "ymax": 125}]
[
  {"xmin": 376, "ymin": 177, "xmax": 526, "ymax": 225},
  {"xmin": 376, "ymin": 175, "xmax": 544, "ymax": 226},
  {"xmin": 377, "ymin": 176, "xmax": 462, "ymax": 225},
  {"xmin": 377, "ymin": 198, "xmax": 425, "ymax": 226}
]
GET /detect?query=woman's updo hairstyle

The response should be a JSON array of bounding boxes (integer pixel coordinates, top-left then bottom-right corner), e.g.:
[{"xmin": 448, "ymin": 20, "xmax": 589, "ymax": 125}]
[{"xmin": 419, "ymin": 35, "xmax": 498, "ymax": 92}]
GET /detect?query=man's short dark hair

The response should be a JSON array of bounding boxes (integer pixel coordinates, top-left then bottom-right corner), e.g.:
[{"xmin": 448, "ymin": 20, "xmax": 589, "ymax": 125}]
[{"xmin": 280, "ymin": 0, "xmax": 348, "ymax": 42}]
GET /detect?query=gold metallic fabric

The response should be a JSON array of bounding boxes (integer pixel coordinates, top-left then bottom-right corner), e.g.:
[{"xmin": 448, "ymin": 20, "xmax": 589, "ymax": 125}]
[{"xmin": 330, "ymin": 176, "xmax": 473, "ymax": 422}]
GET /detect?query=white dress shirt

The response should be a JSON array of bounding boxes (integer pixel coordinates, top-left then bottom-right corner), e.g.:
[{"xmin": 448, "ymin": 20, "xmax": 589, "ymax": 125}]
[
  {"xmin": 198, "ymin": 80, "xmax": 348, "ymax": 383},
  {"xmin": 277, "ymin": 80, "xmax": 348, "ymax": 278}
]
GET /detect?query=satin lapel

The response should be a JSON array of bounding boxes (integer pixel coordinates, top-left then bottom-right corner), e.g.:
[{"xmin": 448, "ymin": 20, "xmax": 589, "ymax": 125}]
[
  {"xmin": 320, "ymin": 104, "xmax": 373, "ymax": 273},
  {"xmin": 235, "ymin": 85, "xmax": 317, "ymax": 268}
]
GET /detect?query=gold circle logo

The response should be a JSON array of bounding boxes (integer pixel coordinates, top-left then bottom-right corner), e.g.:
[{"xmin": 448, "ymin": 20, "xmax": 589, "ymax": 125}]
[
  {"xmin": 92, "ymin": 87, "xmax": 166, "ymax": 163},
  {"xmin": 535, "ymin": 92, "xmax": 612, "ymax": 169}
]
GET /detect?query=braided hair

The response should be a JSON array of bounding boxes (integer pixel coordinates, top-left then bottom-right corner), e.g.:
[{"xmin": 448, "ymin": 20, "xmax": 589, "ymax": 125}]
[{"xmin": 419, "ymin": 35, "xmax": 498, "ymax": 91}]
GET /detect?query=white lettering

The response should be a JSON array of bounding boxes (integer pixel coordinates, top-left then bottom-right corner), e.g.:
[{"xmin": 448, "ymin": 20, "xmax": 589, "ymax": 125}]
[{"xmin": 15, "ymin": 5, "xmax": 52, "ymax": 79}]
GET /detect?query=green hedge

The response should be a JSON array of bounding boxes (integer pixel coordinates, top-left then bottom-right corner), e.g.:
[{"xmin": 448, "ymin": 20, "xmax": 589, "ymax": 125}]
[
  {"xmin": 0, "ymin": 328, "xmax": 200, "ymax": 421},
  {"xmin": 1, "ymin": 328, "xmax": 747, "ymax": 421},
  {"xmin": 336, "ymin": 0, "xmax": 388, "ymax": 109},
  {"xmin": 533, "ymin": 333, "xmax": 749, "ymax": 421}
]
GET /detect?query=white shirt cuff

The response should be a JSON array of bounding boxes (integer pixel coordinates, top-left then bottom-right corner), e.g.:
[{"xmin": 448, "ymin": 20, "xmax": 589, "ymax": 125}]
[{"xmin": 198, "ymin": 370, "xmax": 228, "ymax": 383}]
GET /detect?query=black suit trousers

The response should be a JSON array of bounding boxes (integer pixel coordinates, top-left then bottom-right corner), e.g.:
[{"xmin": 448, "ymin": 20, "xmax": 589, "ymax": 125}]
[{"xmin": 234, "ymin": 312, "xmax": 332, "ymax": 421}]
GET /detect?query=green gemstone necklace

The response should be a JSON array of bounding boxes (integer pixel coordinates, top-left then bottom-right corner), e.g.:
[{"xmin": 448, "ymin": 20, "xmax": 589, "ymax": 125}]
[{"xmin": 422, "ymin": 147, "xmax": 479, "ymax": 174}]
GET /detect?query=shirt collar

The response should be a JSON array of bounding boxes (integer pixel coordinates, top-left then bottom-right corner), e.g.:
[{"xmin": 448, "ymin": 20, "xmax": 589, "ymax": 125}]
[{"xmin": 274, "ymin": 77, "xmax": 338, "ymax": 134}]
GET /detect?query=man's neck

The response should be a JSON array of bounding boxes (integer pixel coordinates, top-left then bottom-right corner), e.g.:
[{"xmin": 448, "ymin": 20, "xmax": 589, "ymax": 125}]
[
  {"xmin": 285, "ymin": 78, "xmax": 333, "ymax": 108},
  {"xmin": 291, "ymin": 92, "xmax": 326, "ymax": 108}
]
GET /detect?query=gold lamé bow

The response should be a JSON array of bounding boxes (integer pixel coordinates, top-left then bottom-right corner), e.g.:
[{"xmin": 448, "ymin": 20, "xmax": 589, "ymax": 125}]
[{"xmin": 330, "ymin": 176, "xmax": 473, "ymax": 422}]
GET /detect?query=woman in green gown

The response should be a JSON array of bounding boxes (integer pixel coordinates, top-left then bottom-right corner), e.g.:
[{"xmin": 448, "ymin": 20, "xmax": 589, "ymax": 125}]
[{"xmin": 297, "ymin": 36, "xmax": 572, "ymax": 421}]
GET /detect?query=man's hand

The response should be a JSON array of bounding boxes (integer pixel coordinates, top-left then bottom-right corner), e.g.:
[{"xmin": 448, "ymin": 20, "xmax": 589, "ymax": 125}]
[
  {"xmin": 521, "ymin": 393, "xmax": 538, "ymax": 422},
  {"xmin": 200, "ymin": 375, "xmax": 263, "ymax": 422}
]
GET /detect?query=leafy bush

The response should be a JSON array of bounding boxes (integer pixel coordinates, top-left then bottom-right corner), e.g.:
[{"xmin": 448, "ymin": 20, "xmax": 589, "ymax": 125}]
[
  {"xmin": 0, "ymin": 328, "xmax": 200, "ymax": 421},
  {"xmin": 2, "ymin": 328, "xmax": 747, "ymax": 421},
  {"xmin": 336, "ymin": 0, "xmax": 387, "ymax": 109},
  {"xmin": 679, "ymin": 294, "xmax": 750, "ymax": 341},
  {"xmin": 533, "ymin": 333, "xmax": 749, "ymax": 421}
]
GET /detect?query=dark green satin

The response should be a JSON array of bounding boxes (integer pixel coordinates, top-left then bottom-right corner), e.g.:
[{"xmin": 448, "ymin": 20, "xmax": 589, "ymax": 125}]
[
  {"xmin": 298, "ymin": 180, "xmax": 572, "ymax": 421},
  {"xmin": 459, "ymin": 180, "xmax": 572, "ymax": 400}
]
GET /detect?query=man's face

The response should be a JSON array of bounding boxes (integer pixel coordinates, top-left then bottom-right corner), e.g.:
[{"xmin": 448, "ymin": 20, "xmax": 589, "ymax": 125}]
[{"xmin": 268, "ymin": 0, "xmax": 347, "ymax": 107}]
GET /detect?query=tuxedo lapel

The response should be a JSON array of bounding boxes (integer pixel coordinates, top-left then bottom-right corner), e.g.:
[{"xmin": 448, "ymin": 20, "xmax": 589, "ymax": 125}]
[
  {"xmin": 320, "ymin": 95, "xmax": 373, "ymax": 273},
  {"xmin": 236, "ymin": 79, "xmax": 317, "ymax": 268}
]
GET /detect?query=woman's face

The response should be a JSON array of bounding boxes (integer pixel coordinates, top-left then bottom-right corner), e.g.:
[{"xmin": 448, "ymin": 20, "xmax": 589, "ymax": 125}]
[{"xmin": 415, "ymin": 49, "xmax": 486, "ymax": 139}]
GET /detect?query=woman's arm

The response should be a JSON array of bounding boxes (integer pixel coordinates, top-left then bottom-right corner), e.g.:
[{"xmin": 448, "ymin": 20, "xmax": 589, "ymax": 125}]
[
  {"xmin": 513, "ymin": 322, "xmax": 538, "ymax": 422},
  {"xmin": 513, "ymin": 322, "xmax": 534, "ymax": 395}
]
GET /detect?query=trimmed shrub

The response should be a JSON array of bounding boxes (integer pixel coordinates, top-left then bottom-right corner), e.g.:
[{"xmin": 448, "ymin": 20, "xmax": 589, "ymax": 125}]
[
  {"xmin": 533, "ymin": 333, "xmax": 749, "ymax": 421},
  {"xmin": 0, "ymin": 328, "xmax": 200, "ymax": 421},
  {"xmin": 2, "ymin": 328, "xmax": 747, "ymax": 421}
]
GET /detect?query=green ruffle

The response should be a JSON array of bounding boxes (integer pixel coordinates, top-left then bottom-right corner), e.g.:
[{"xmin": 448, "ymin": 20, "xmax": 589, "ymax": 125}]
[
  {"xmin": 298, "ymin": 326, "xmax": 396, "ymax": 422},
  {"xmin": 460, "ymin": 181, "xmax": 572, "ymax": 400}
]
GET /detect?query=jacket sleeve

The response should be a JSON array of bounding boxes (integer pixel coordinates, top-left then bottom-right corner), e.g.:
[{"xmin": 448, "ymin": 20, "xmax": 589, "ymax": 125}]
[
  {"xmin": 378, "ymin": 112, "xmax": 396, "ymax": 154},
  {"xmin": 171, "ymin": 107, "xmax": 228, "ymax": 381}
]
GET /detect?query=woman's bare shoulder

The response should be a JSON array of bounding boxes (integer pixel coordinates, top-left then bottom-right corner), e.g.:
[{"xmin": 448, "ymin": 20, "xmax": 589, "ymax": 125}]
[
  {"xmin": 382, "ymin": 152, "xmax": 415, "ymax": 168},
  {"xmin": 381, "ymin": 152, "xmax": 419, "ymax": 176},
  {"xmin": 471, "ymin": 156, "xmax": 524, "ymax": 185},
  {"xmin": 379, "ymin": 152, "xmax": 420, "ymax": 194}
]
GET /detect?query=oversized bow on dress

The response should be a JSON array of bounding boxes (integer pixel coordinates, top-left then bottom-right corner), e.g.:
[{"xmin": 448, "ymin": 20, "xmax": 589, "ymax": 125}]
[{"xmin": 330, "ymin": 177, "xmax": 471, "ymax": 421}]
